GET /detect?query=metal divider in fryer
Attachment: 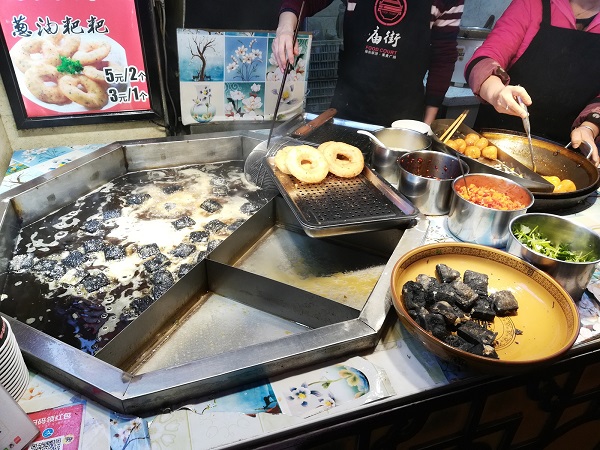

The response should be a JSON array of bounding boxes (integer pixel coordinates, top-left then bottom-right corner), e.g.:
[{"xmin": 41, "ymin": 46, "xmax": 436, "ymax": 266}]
[{"xmin": 206, "ymin": 260, "xmax": 359, "ymax": 329}]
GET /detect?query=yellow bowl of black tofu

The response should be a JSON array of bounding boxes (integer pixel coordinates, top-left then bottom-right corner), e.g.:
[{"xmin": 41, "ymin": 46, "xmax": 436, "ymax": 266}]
[{"xmin": 390, "ymin": 242, "xmax": 580, "ymax": 373}]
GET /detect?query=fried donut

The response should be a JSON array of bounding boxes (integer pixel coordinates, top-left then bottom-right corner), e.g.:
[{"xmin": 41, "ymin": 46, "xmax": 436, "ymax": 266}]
[
  {"xmin": 48, "ymin": 33, "xmax": 81, "ymax": 57},
  {"xmin": 11, "ymin": 37, "xmax": 61, "ymax": 73},
  {"xmin": 58, "ymin": 75, "xmax": 108, "ymax": 109},
  {"xmin": 274, "ymin": 146, "xmax": 294, "ymax": 174},
  {"xmin": 82, "ymin": 65, "xmax": 108, "ymax": 86},
  {"xmin": 323, "ymin": 142, "xmax": 364, "ymax": 178},
  {"xmin": 286, "ymin": 145, "xmax": 329, "ymax": 183},
  {"xmin": 72, "ymin": 41, "xmax": 111, "ymax": 65},
  {"xmin": 24, "ymin": 64, "xmax": 70, "ymax": 105}
]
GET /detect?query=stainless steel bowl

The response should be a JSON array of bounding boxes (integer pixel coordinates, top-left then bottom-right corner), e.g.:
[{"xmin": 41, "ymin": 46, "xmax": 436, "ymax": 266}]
[
  {"xmin": 370, "ymin": 127, "xmax": 432, "ymax": 185},
  {"xmin": 506, "ymin": 213, "xmax": 600, "ymax": 301},
  {"xmin": 447, "ymin": 173, "xmax": 534, "ymax": 248},
  {"xmin": 398, "ymin": 150, "xmax": 469, "ymax": 215}
]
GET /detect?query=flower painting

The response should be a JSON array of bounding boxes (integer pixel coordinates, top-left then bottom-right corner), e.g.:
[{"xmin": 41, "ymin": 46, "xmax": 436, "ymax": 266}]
[{"xmin": 177, "ymin": 29, "xmax": 310, "ymax": 125}]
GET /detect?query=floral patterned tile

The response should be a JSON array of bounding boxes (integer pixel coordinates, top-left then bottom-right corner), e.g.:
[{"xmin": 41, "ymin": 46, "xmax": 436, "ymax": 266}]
[{"xmin": 10, "ymin": 146, "xmax": 76, "ymax": 167}]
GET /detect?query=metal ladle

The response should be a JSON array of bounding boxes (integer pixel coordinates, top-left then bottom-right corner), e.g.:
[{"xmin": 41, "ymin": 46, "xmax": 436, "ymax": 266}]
[{"xmin": 357, "ymin": 129, "xmax": 388, "ymax": 148}]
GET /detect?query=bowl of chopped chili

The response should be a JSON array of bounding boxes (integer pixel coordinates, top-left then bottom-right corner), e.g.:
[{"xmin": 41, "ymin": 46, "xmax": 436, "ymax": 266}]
[{"xmin": 448, "ymin": 173, "xmax": 534, "ymax": 248}]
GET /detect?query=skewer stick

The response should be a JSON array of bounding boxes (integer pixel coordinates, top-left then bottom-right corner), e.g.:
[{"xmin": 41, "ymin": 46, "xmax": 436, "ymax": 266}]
[{"xmin": 440, "ymin": 109, "xmax": 469, "ymax": 143}]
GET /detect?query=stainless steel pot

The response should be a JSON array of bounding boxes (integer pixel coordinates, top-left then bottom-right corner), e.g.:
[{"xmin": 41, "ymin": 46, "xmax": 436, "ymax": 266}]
[
  {"xmin": 506, "ymin": 213, "xmax": 600, "ymax": 301},
  {"xmin": 398, "ymin": 150, "xmax": 469, "ymax": 215},
  {"xmin": 368, "ymin": 127, "xmax": 432, "ymax": 186}
]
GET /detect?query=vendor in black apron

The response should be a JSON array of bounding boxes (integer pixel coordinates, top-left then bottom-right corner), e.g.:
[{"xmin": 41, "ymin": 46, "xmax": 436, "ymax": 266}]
[
  {"xmin": 466, "ymin": 0, "xmax": 600, "ymax": 166},
  {"xmin": 273, "ymin": 0, "xmax": 464, "ymax": 127}
]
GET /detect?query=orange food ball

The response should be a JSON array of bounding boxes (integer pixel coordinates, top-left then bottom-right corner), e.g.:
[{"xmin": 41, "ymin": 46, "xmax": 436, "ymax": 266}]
[
  {"xmin": 464, "ymin": 145, "xmax": 481, "ymax": 159},
  {"xmin": 465, "ymin": 133, "xmax": 480, "ymax": 146},
  {"xmin": 554, "ymin": 179, "xmax": 576, "ymax": 193}
]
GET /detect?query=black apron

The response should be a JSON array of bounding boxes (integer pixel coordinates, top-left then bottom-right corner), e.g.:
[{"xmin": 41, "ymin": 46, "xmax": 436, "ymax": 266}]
[
  {"xmin": 475, "ymin": 0, "xmax": 600, "ymax": 144},
  {"xmin": 330, "ymin": 0, "xmax": 432, "ymax": 126}
]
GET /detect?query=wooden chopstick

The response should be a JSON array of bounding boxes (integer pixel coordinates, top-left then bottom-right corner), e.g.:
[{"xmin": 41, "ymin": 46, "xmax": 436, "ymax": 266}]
[{"xmin": 440, "ymin": 109, "xmax": 469, "ymax": 143}]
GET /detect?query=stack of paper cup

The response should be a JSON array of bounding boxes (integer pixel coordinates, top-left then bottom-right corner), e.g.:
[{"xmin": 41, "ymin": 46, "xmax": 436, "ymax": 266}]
[{"xmin": 0, "ymin": 316, "xmax": 29, "ymax": 400}]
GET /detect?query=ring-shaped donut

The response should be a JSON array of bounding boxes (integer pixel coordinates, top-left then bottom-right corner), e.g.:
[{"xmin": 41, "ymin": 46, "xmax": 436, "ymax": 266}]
[
  {"xmin": 11, "ymin": 37, "xmax": 61, "ymax": 73},
  {"xmin": 58, "ymin": 75, "xmax": 108, "ymax": 109},
  {"xmin": 274, "ymin": 146, "xmax": 294, "ymax": 174},
  {"xmin": 48, "ymin": 33, "xmax": 81, "ymax": 57},
  {"xmin": 72, "ymin": 41, "xmax": 111, "ymax": 66},
  {"xmin": 24, "ymin": 64, "xmax": 70, "ymax": 105},
  {"xmin": 323, "ymin": 142, "xmax": 364, "ymax": 178},
  {"xmin": 286, "ymin": 145, "xmax": 329, "ymax": 183}
]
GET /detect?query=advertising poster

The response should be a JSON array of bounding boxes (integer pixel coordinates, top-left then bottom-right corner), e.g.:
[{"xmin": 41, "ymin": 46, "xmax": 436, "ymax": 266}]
[
  {"xmin": 0, "ymin": 0, "xmax": 156, "ymax": 126},
  {"xmin": 27, "ymin": 402, "xmax": 85, "ymax": 450}
]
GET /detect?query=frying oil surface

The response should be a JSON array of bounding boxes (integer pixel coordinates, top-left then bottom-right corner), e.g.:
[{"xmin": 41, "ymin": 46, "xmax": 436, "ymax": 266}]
[{"xmin": 1, "ymin": 161, "xmax": 269, "ymax": 355}]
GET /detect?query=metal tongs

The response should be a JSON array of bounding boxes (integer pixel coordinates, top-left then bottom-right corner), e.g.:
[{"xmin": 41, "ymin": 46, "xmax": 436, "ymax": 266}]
[
  {"xmin": 518, "ymin": 96, "xmax": 536, "ymax": 173},
  {"xmin": 267, "ymin": 1, "xmax": 305, "ymax": 148}
]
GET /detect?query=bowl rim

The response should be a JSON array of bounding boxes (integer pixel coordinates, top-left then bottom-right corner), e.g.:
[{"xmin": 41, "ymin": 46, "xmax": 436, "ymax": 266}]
[
  {"xmin": 390, "ymin": 242, "xmax": 580, "ymax": 369},
  {"xmin": 451, "ymin": 172, "xmax": 535, "ymax": 211},
  {"xmin": 508, "ymin": 213, "xmax": 600, "ymax": 265}
]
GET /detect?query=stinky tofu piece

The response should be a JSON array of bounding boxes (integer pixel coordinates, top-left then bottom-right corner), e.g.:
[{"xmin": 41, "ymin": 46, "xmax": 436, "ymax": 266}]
[
  {"xmin": 205, "ymin": 219, "xmax": 226, "ymax": 234},
  {"xmin": 170, "ymin": 243, "xmax": 196, "ymax": 258},
  {"xmin": 451, "ymin": 279, "xmax": 479, "ymax": 311},
  {"xmin": 443, "ymin": 334, "xmax": 474, "ymax": 352},
  {"xmin": 125, "ymin": 193, "xmax": 151, "ymax": 205},
  {"xmin": 402, "ymin": 281, "xmax": 427, "ymax": 311},
  {"xmin": 418, "ymin": 312, "xmax": 449, "ymax": 340},
  {"xmin": 491, "ymin": 290, "xmax": 519, "ymax": 316},
  {"xmin": 81, "ymin": 272, "xmax": 110, "ymax": 293},
  {"xmin": 240, "ymin": 201, "xmax": 262, "ymax": 215},
  {"xmin": 470, "ymin": 296, "xmax": 496, "ymax": 322},
  {"xmin": 463, "ymin": 270, "xmax": 489, "ymax": 296},
  {"xmin": 190, "ymin": 231, "xmax": 209, "ymax": 243},
  {"xmin": 470, "ymin": 343, "xmax": 499, "ymax": 359},
  {"xmin": 81, "ymin": 218, "xmax": 102, "ymax": 233},
  {"xmin": 172, "ymin": 216, "xmax": 196, "ymax": 230},
  {"xmin": 62, "ymin": 250, "xmax": 86, "ymax": 268},
  {"xmin": 200, "ymin": 199, "xmax": 222, "ymax": 213},
  {"xmin": 416, "ymin": 274, "xmax": 439, "ymax": 291},
  {"xmin": 162, "ymin": 184, "xmax": 183, "ymax": 194},
  {"xmin": 457, "ymin": 321, "xmax": 497, "ymax": 346},
  {"xmin": 102, "ymin": 209, "xmax": 121, "ymax": 220},
  {"xmin": 436, "ymin": 263, "xmax": 461, "ymax": 283},
  {"xmin": 138, "ymin": 243, "xmax": 160, "ymax": 259},
  {"xmin": 104, "ymin": 245, "xmax": 125, "ymax": 261},
  {"xmin": 430, "ymin": 301, "xmax": 468, "ymax": 327},
  {"xmin": 83, "ymin": 238, "xmax": 104, "ymax": 253},
  {"xmin": 431, "ymin": 283, "xmax": 459, "ymax": 305},
  {"xmin": 151, "ymin": 269, "xmax": 175, "ymax": 299},
  {"xmin": 143, "ymin": 253, "xmax": 168, "ymax": 273}
]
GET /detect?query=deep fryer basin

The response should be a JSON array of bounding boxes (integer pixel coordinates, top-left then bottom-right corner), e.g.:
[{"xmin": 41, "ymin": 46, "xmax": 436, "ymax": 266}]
[{"xmin": 0, "ymin": 130, "xmax": 428, "ymax": 414}]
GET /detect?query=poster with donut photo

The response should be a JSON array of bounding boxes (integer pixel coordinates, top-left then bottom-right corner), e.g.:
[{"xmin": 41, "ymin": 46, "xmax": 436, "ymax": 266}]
[{"xmin": 0, "ymin": 0, "xmax": 159, "ymax": 126}]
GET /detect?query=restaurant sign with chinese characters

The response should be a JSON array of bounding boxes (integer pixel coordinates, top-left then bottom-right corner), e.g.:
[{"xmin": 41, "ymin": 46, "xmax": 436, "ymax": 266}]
[{"xmin": 0, "ymin": 0, "xmax": 163, "ymax": 129}]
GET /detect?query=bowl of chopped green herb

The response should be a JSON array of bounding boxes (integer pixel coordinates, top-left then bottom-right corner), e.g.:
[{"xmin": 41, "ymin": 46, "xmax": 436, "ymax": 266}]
[{"xmin": 506, "ymin": 213, "xmax": 600, "ymax": 301}]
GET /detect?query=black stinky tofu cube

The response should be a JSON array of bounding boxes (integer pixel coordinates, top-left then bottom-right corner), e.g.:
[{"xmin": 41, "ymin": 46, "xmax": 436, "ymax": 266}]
[
  {"xmin": 436, "ymin": 263, "xmax": 461, "ymax": 283},
  {"xmin": 451, "ymin": 279, "xmax": 479, "ymax": 311},
  {"xmin": 190, "ymin": 231, "xmax": 209, "ymax": 243},
  {"xmin": 62, "ymin": 251, "xmax": 86, "ymax": 268},
  {"xmin": 423, "ymin": 313, "xmax": 450, "ymax": 340},
  {"xmin": 205, "ymin": 219, "xmax": 226, "ymax": 234},
  {"xmin": 102, "ymin": 209, "xmax": 121, "ymax": 220},
  {"xmin": 162, "ymin": 184, "xmax": 183, "ymax": 195},
  {"xmin": 431, "ymin": 283, "xmax": 458, "ymax": 306},
  {"xmin": 83, "ymin": 238, "xmax": 104, "ymax": 253},
  {"xmin": 470, "ymin": 343, "xmax": 499, "ymax": 359},
  {"xmin": 81, "ymin": 219, "xmax": 102, "ymax": 233},
  {"xmin": 402, "ymin": 281, "xmax": 426, "ymax": 311},
  {"xmin": 170, "ymin": 243, "xmax": 196, "ymax": 258},
  {"xmin": 463, "ymin": 270, "xmax": 489, "ymax": 296},
  {"xmin": 457, "ymin": 321, "xmax": 497, "ymax": 346},
  {"xmin": 443, "ymin": 334, "xmax": 474, "ymax": 352},
  {"xmin": 471, "ymin": 296, "xmax": 496, "ymax": 322},
  {"xmin": 491, "ymin": 290, "xmax": 519, "ymax": 316},
  {"xmin": 138, "ymin": 243, "xmax": 160, "ymax": 259},
  {"xmin": 200, "ymin": 199, "xmax": 222, "ymax": 213},
  {"xmin": 104, "ymin": 245, "xmax": 125, "ymax": 261},
  {"xmin": 143, "ymin": 253, "xmax": 168, "ymax": 273},
  {"xmin": 431, "ymin": 301, "xmax": 466, "ymax": 327},
  {"xmin": 172, "ymin": 216, "xmax": 196, "ymax": 230},
  {"xmin": 125, "ymin": 193, "xmax": 151, "ymax": 205},
  {"xmin": 81, "ymin": 272, "xmax": 110, "ymax": 293}
]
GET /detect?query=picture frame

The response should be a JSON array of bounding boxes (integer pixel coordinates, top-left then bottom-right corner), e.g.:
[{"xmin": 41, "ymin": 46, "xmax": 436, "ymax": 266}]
[{"xmin": 0, "ymin": 0, "xmax": 164, "ymax": 129}]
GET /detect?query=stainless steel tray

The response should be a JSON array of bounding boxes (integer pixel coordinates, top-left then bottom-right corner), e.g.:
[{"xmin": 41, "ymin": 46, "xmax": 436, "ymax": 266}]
[
  {"xmin": 431, "ymin": 119, "xmax": 554, "ymax": 193},
  {"xmin": 266, "ymin": 156, "xmax": 419, "ymax": 237}
]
